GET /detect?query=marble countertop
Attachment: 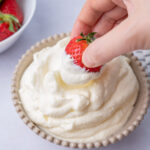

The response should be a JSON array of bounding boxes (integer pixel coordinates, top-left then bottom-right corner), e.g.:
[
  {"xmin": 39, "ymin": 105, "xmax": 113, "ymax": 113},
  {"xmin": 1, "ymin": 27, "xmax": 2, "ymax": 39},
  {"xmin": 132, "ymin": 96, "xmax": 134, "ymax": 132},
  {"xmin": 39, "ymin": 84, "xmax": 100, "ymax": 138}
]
[{"xmin": 0, "ymin": 0, "xmax": 149, "ymax": 150}]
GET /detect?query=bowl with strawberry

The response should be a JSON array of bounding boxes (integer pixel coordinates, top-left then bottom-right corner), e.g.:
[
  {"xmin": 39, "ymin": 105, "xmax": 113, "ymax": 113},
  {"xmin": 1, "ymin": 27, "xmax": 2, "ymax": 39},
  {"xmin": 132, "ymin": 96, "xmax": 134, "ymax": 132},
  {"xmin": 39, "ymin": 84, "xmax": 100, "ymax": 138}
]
[
  {"xmin": 0, "ymin": 0, "xmax": 36, "ymax": 53},
  {"xmin": 11, "ymin": 32, "xmax": 149, "ymax": 149}
]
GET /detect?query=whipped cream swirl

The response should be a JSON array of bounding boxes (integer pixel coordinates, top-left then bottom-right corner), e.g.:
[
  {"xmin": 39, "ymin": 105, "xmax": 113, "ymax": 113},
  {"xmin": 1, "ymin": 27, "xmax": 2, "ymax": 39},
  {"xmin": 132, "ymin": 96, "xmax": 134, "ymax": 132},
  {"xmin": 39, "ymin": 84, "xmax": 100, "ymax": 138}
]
[{"xmin": 19, "ymin": 37, "xmax": 139, "ymax": 142}]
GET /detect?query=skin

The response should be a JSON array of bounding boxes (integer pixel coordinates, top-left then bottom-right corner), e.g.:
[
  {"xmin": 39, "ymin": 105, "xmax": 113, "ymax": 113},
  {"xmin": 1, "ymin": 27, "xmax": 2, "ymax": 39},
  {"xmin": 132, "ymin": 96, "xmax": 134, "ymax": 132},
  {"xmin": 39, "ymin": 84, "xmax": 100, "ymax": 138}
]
[{"xmin": 71, "ymin": 0, "xmax": 150, "ymax": 67}]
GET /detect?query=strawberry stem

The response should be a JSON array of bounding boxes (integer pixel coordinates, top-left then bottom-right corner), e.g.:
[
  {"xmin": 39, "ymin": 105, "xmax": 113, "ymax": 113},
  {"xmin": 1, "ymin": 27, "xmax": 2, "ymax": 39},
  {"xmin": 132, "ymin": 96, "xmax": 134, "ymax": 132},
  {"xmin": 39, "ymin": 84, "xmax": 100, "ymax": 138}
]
[
  {"xmin": 77, "ymin": 32, "xmax": 97, "ymax": 44},
  {"xmin": 0, "ymin": 12, "xmax": 21, "ymax": 32}
]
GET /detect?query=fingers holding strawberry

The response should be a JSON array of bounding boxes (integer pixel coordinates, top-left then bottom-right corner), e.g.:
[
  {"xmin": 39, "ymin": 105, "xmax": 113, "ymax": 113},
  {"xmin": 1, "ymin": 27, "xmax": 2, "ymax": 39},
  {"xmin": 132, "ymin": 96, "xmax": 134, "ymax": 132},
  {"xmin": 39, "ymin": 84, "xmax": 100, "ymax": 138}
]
[
  {"xmin": 65, "ymin": 32, "xmax": 102, "ymax": 72},
  {"xmin": 60, "ymin": 33, "xmax": 103, "ymax": 85},
  {"xmin": 0, "ymin": 0, "xmax": 23, "ymax": 41}
]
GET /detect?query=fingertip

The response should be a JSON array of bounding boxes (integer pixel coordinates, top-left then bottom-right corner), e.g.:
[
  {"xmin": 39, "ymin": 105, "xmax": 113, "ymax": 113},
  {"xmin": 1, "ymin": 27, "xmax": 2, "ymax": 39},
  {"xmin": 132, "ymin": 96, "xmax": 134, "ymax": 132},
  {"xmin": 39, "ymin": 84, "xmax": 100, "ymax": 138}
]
[
  {"xmin": 82, "ymin": 40, "xmax": 108, "ymax": 68},
  {"xmin": 71, "ymin": 29, "xmax": 79, "ymax": 39},
  {"xmin": 82, "ymin": 48, "xmax": 97, "ymax": 68}
]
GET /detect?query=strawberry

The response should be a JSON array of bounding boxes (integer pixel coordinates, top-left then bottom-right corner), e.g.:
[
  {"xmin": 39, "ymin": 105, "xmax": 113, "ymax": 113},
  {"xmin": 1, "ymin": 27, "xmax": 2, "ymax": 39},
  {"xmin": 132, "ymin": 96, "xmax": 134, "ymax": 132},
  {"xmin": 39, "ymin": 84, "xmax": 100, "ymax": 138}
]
[
  {"xmin": 65, "ymin": 32, "xmax": 102, "ymax": 72},
  {"xmin": 0, "ymin": 0, "xmax": 23, "ymax": 41}
]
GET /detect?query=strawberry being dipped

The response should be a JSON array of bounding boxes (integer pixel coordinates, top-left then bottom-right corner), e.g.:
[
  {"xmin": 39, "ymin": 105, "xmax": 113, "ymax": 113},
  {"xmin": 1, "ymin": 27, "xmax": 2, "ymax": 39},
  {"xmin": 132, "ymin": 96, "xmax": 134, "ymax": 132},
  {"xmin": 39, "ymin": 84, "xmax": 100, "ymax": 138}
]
[
  {"xmin": 65, "ymin": 32, "xmax": 102, "ymax": 72},
  {"xmin": 0, "ymin": 0, "xmax": 23, "ymax": 41}
]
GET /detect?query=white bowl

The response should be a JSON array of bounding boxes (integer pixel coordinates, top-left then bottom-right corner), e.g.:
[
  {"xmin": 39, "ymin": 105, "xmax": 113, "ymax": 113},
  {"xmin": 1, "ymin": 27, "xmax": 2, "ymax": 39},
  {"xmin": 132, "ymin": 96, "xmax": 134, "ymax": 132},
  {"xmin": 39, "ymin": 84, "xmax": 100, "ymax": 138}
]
[{"xmin": 0, "ymin": 0, "xmax": 36, "ymax": 53}]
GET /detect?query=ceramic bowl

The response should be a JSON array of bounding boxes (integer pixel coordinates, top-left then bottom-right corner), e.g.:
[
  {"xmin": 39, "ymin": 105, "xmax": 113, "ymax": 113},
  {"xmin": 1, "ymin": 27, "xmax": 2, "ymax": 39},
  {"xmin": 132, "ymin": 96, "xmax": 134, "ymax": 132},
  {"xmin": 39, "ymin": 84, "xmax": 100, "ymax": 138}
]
[{"xmin": 12, "ymin": 33, "xmax": 150, "ymax": 149}]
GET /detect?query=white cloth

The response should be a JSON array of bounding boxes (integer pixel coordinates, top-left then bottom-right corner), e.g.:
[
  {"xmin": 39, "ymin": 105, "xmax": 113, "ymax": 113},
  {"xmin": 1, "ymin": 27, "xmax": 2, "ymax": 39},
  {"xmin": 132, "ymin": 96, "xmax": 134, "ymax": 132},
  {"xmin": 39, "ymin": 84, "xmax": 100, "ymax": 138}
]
[{"xmin": 134, "ymin": 50, "xmax": 150, "ymax": 82}]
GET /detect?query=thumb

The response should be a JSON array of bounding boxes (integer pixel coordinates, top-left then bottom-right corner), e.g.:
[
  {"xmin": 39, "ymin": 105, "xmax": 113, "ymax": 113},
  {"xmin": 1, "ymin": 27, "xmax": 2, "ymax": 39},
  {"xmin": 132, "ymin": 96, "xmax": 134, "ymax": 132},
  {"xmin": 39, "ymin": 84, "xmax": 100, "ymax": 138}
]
[{"xmin": 82, "ymin": 18, "xmax": 138, "ymax": 67}]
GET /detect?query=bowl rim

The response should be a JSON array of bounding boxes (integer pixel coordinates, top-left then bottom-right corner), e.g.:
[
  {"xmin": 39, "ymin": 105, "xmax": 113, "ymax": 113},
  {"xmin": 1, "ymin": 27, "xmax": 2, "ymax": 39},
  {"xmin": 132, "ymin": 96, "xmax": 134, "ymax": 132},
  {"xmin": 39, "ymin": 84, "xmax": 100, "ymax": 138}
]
[
  {"xmin": 0, "ymin": 0, "xmax": 36, "ymax": 45},
  {"xmin": 12, "ymin": 33, "xmax": 150, "ymax": 149}
]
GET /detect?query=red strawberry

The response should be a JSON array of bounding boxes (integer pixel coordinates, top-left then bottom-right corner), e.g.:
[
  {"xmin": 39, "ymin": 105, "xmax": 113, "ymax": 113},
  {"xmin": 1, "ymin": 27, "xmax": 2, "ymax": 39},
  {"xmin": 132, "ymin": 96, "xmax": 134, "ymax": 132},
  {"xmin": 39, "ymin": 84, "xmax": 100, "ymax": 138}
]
[
  {"xmin": 65, "ymin": 32, "xmax": 102, "ymax": 72},
  {"xmin": 0, "ymin": 0, "xmax": 23, "ymax": 41}
]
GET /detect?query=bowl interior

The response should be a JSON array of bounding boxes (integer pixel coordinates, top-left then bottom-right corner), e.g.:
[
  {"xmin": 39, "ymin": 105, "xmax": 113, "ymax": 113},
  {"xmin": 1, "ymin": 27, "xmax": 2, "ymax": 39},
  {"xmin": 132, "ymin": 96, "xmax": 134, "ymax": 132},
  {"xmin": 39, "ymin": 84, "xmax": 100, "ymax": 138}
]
[
  {"xmin": 12, "ymin": 34, "xmax": 149, "ymax": 148},
  {"xmin": 16, "ymin": 0, "xmax": 35, "ymax": 25}
]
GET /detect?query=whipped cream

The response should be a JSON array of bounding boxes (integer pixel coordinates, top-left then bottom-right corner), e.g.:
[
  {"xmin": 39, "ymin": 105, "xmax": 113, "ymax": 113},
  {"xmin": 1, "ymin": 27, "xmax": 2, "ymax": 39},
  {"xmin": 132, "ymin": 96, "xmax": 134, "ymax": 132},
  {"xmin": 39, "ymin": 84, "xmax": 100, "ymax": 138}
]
[
  {"xmin": 60, "ymin": 51, "xmax": 101, "ymax": 85},
  {"xmin": 19, "ymin": 37, "xmax": 139, "ymax": 142}
]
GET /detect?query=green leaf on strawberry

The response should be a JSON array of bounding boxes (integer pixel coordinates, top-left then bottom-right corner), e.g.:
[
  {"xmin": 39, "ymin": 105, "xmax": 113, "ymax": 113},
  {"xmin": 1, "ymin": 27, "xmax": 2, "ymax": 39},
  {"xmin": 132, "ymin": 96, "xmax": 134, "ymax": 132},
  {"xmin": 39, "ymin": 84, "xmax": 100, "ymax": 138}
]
[
  {"xmin": 0, "ymin": 12, "xmax": 21, "ymax": 32},
  {"xmin": 77, "ymin": 32, "xmax": 97, "ymax": 43}
]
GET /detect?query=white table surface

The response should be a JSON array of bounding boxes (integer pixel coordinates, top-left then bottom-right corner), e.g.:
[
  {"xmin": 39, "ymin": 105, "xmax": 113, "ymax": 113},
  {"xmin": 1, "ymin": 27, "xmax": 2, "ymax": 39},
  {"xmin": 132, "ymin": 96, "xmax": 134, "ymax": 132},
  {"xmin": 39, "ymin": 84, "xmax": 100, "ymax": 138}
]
[{"xmin": 0, "ymin": 0, "xmax": 150, "ymax": 150}]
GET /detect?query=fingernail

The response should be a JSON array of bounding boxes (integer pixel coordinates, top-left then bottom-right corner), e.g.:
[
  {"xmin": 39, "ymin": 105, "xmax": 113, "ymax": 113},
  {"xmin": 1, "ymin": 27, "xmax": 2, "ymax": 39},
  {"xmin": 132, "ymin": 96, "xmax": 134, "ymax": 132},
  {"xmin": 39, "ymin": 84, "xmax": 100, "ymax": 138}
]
[{"xmin": 82, "ymin": 51, "xmax": 97, "ymax": 68}]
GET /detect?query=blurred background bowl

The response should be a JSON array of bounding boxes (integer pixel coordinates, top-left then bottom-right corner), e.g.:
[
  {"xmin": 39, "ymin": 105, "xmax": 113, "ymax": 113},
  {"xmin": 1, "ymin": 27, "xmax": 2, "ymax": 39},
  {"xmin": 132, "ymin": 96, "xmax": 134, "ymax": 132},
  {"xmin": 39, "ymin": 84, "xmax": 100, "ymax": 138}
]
[{"xmin": 0, "ymin": 0, "xmax": 36, "ymax": 53}]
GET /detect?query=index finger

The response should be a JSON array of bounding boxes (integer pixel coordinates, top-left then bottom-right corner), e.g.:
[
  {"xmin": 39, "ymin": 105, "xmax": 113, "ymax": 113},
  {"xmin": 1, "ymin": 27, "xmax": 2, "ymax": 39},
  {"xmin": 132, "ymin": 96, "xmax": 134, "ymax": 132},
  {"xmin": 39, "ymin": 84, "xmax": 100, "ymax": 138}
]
[{"xmin": 71, "ymin": 0, "xmax": 115, "ymax": 37}]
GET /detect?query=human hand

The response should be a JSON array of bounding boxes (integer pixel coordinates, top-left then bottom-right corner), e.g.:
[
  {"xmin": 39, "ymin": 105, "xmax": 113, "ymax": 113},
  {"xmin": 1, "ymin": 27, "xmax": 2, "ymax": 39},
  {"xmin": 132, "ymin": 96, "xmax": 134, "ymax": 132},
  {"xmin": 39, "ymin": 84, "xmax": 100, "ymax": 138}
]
[{"xmin": 72, "ymin": 0, "xmax": 150, "ymax": 67}]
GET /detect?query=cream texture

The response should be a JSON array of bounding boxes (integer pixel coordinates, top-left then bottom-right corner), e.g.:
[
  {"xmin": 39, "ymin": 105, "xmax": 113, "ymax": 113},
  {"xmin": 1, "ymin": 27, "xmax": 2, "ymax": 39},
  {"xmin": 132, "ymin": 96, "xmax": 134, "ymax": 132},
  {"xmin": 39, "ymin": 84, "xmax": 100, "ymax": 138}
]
[
  {"xmin": 60, "ymin": 51, "xmax": 101, "ymax": 85},
  {"xmin": 19, "ymin": 37, "xmax": 139, "ymax": 142}
]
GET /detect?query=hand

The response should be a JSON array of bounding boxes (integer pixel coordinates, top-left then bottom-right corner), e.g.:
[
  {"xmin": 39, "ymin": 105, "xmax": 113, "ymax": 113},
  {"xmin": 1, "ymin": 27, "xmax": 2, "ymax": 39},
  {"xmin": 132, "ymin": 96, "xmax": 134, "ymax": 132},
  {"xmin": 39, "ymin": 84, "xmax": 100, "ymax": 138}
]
[{"xmin": 71, "ymin": 0, "xmax": 150, "ymax": 67}]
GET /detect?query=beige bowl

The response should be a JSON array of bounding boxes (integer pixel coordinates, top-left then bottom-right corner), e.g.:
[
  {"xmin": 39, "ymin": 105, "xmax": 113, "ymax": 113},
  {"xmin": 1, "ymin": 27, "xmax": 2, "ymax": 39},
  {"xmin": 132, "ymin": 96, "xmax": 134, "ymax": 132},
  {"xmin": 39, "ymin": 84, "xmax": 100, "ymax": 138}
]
[{"xmin": 12, "ymin": 33, "xmax": 150, "ymax": 149}]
